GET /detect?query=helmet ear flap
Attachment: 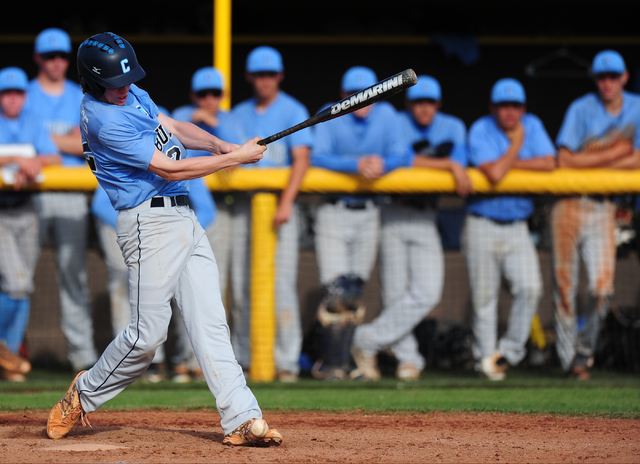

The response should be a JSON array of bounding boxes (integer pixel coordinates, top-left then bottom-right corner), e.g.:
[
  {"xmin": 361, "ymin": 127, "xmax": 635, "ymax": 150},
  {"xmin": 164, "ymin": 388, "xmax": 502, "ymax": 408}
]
[{"xmin": 79, "ymin": 75, "xmax": 104, "ymax": 98}]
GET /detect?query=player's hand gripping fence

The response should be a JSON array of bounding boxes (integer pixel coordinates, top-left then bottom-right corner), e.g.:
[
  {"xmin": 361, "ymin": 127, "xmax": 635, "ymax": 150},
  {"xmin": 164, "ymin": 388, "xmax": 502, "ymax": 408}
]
[{"xmin": 257, "ymin": 69, "xmax": 418, "ymax": 146}]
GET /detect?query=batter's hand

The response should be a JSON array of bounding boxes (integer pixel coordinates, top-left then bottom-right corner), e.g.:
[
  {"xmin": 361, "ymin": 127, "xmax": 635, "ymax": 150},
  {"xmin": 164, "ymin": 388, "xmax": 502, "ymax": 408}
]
[{"xmin": 230, "ymin": 137, "xmax": 266, "ymax": 165}]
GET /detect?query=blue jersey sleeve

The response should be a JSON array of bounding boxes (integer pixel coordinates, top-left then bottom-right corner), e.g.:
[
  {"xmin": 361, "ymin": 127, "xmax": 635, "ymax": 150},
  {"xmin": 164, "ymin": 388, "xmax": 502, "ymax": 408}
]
[{"xmin": 188, "ymin": 177, "xmax": 216, "ymax": 229}]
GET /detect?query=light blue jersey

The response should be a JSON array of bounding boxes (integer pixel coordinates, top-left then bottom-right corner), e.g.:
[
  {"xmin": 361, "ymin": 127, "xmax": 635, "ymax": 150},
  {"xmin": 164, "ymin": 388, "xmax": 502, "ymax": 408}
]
[
  {"xmin": 231, "ymin": 91, "xmax": 312, "ymax": 167},
  {"xmin": 467, "ymin": 113, "xmax": 556, "ymax": 221},
  {"xmin": 171, "ymin": 104, "xmax": 245, "ymax": 157},
  {"xmin": 392, "ymin": 110, "xmax": 467, "ymax": 169},
  {"xmin": 312, "ymin": 101, "xmax": 405, "ymax": 173},
  {"xmin": 556, "ymin": 91, "xmax": 640, "ymax": 151},
  {"xmin": 24, "ymin": 79, "xmax": 84, "ymax": 166},
  {"xmin": 80, "ymin": 84, "xmax": 188, "ymax": 210}
]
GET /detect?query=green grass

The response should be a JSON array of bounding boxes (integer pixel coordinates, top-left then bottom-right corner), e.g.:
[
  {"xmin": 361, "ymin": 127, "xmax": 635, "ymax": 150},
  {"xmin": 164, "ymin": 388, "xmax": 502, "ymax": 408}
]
[{"xmin": 1, "ymin": 367, "xmax": 639, "ymax": 418}]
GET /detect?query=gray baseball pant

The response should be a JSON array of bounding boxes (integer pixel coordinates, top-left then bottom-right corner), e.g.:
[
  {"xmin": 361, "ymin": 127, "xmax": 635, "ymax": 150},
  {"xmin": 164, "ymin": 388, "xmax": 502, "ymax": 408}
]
[
  {"xmin": 229, "ymin": 194, "xmax": 302, "ymax": 375},
  {"xmin": 550, "ymin": 197, "xmax": 616, "ymax": 371},
  {"xmin": 353, "ymin": 203, "xmax": 443, "ymax": 370},
  {"xmin": 461, "ymin": 214, "xmax": 542, "ymax": 366},
  {"xmin": 35, "ymin": 191, "xmax": 97, "ymax": 370},
  {"xmin": 77, "ymin": 198, "xmax": 260, "ymax": 434}
]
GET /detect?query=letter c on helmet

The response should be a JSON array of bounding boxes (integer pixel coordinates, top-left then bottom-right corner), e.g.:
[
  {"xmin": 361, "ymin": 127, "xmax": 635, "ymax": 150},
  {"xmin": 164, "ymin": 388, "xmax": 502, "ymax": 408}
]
[{"xmin": 121, "ymin": 58, "xmax": 130, "ymax": 74}]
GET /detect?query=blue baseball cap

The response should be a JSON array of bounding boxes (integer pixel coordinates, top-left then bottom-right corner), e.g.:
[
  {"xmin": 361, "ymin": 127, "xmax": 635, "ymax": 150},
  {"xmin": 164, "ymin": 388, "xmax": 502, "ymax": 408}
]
[
  {"xmin": 191, "ymin": 67, "xmax": 224, "ymax": 92},
  {"xmin": 341, "ymin": 66, "xmax": 377, "ymax": 93},
  {"xmin": 491, "ymin": 78, "xmax": 526, "ymax": 104},
  {"xmin": 34, "ymin": 28, "xmax": 72, "ymax": 54},
  {"xmin": 592, "ymin": 50, "xmax": 626, "ymax": 75},
  {"xmin": 246, "ymin": 46, "xmax": 283, "ymax": 73},
  {"xmin": 0, "ymin": 67, "xmax": 28, "ymax": 92},
  {"xmin": 407, "ymin": 75, "xmax": 441, "ymax": 101}
]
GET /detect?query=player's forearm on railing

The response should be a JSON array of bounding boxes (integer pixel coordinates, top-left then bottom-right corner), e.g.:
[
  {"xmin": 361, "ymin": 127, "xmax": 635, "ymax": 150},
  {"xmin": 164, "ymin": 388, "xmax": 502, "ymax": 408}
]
[
  {"xmin": 557, "ymin": 143, "xmax": 633, "ymax": 168},
  {"xmin": 606, "ymin": 150, "xmax": 640, "ymax": 169},
  {"xmin": 512, "ymin": 155, "xmax": 556, "ymax": 171}
]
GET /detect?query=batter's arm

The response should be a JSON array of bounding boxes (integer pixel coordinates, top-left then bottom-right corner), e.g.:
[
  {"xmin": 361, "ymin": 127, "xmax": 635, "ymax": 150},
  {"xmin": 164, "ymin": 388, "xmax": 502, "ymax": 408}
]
[
  {"xmin": 157, "ymin": 113, "xmax": 237, "ymax": 155},
  {"xmin": 148, "ymin": 137, "xmax": 265, "ymax": 181}
]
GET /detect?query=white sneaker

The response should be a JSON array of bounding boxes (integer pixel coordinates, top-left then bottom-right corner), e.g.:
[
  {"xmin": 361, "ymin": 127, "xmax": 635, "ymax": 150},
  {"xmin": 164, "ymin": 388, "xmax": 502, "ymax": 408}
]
[
  {"xmin": 350, "ymin": 346, "xmax": 381, "ymax": 381},
  {"xmin": 396, "ymin": 363, "xmax": 420, "ymax": 381},
  {"xmin": 480, "ymin": 351, "xmax": 508, "ymax": 381}
]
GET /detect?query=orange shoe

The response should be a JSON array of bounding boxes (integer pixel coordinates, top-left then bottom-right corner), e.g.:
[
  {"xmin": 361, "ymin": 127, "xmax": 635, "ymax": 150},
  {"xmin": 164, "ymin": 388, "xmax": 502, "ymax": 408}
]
[
  {"xmin": 0, "ymin": 343, "xmax": 31, "ymax": 375},
  {"xmin": 222, "ymin": 418, "xmax": 283, "ymax": 447},
  {"xmin": 47, "ymin": 371, "xmax": 91, "ymax": 439}
]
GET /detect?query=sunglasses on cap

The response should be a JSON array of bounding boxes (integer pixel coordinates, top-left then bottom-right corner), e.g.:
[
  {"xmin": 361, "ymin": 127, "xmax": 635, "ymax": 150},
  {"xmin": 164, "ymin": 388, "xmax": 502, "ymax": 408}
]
[
  {"xmin": 195, "ymin": 88, "xmax": 222, "ymax": 98},
  {"xmin": 494, "ymin": 102, "xmax": 524, "ymax": 109},
  {"xmin": 251, "ymin": 71, "xmax": 279, "ymax": 78},
  {"xmin": 594, "ymin": 72, "xmax": 623, "ymax": 81},
  {"xmin": 39, "ymin": 51, "xmax": 70, "ymax": 61}
]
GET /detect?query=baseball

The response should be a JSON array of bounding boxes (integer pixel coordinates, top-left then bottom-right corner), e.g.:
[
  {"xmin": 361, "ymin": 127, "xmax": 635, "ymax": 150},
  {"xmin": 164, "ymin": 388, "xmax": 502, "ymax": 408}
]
[{"xmin": 250, "ymin": 419, "xmax": 269, "ymax": 438}]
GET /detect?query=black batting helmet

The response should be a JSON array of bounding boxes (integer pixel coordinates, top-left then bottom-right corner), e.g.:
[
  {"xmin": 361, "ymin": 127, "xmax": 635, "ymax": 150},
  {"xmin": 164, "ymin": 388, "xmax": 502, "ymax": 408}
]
[{"xmin": 77, "ymin": 32, "xmax": 146, "ymax": 98}]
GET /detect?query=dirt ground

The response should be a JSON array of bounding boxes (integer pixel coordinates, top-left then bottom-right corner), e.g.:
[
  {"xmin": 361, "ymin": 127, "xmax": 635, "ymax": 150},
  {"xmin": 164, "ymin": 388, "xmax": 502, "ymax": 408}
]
[{"xmin": 1, "ymin": 410, "xmax": 639, "ymax": 463}]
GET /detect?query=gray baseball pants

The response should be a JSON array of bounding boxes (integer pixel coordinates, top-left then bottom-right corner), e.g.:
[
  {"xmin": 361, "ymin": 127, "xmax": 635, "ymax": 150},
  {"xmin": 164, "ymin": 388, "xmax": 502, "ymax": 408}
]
[
  {"xmin": 229, "ymin": 194, "xmax": 302, "ymax": 375},
  {"xmin": 353, "ymin": 203, "xmax": 443, "ymax": 370},
  {"xmin": 461, "ymin": 214, "xmax": 542, "ymax": 366},
  {"xmin": 77, "ymin": 197, "xmax": 260, "ymax": 434},
  {"xmin": 35, "ymin": 191, "xmax": 97, "ymax": 370}
]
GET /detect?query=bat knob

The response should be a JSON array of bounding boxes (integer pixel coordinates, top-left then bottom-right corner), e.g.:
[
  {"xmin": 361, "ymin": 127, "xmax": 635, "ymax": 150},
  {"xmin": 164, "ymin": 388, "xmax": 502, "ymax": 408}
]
[{"xmin": 405, "ymin": 69, "xmax": 418, "ymax": 86}]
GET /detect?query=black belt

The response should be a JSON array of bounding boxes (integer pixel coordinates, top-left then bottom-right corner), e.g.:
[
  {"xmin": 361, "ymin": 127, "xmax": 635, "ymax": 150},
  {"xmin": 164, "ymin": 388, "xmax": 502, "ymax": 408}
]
[
  {"xmin": 328, "ymin": 198, "xmax": 370, "ymax": 210},
  {"xmin": 150, "ymin": 195, "xmax": 190, "ymax": 208},
  {"xmin": 469, "ymin": 212, "xmax": 519, "ymax": 225}
]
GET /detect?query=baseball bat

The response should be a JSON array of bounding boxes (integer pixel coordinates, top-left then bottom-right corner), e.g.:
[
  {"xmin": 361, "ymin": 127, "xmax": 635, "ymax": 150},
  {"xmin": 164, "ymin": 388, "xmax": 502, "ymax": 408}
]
[{"xmin": 257, "ymin": 68, "xmax": 417, "ymax": 146}]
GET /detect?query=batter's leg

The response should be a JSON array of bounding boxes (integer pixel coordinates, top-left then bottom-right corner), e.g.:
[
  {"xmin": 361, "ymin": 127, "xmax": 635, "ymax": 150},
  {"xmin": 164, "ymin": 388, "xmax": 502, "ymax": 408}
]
[{"xmin": 174, "ymin": 217, "xmax": 261, "ymax": 434}]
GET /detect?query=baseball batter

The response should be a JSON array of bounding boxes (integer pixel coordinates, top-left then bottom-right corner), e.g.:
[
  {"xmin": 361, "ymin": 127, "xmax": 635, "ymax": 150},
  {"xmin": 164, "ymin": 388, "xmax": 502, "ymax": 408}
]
[
  {"xmin": 0, "ymin": 67, "xmax": 61, "ymax": 381},
  {"xmin": 230, "ymin": 46, "xmax": 312, "ymax": 382},
  {"xmin": 46, "ymin": 32, "xmax": 282, "ymax": 447},
  {"xmin": 350, "ymin": 75, "xmax": 473, "ymax": 381},
  {"xmin": 311, "ymin": 66, "xmax": 405, "ymax": 380},
  {"xmin": 552, "ymin": 50, "xmax": 640, "ymax": 380},
  {"xmin": 464, "ymin": 78, "xmax": 555, "ymax": 380},
  {"xmin": 25, "ymin": 28, "xmax": 98, "ymax": 372}
]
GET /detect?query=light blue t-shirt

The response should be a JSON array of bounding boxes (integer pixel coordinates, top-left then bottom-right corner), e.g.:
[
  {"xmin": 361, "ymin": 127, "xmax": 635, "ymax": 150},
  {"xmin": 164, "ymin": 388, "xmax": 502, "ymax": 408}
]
[
  {"xmin": 466, "ymin": 113, "xmax": 556, "ymax": 221},
  {"xmin": 391, "ymin": 110, "xmax": 468, "ymax": 170},
  {"xmin": 24, "ymin": 79, "xmax": 85, "ymax": 167},
  {"xmin": 231, "ymin": 91, "xmax": 313, "ymax": 167},
  {"xmin": 171, "ymin": 104, "xmax": 245, "ymax": 157},
  {"xmin": 80, "ymin": 84, "xmax": 189, "ymax": 210},
  {"xmin": 556, "ymin": 91, "xmax": 640, "ymax": 151}
]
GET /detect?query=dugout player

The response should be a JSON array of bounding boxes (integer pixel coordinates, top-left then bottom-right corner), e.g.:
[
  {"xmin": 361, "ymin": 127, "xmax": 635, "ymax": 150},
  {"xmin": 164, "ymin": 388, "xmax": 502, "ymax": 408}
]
[
  {"xmin": 552, "ymin": 50, "xmax": 640, "ymax": 380},
  {"xmin": 230, "ymin": 46, "xmax": 311, "ymax": 382},
  {"xmin": 463, "ymin": 78, "xmax": 555, "ymax": 380},
  {"xmin": 311, "ymin": 66, "xmax": 405, "ymax": 380},
  {"xmin": 0, "ymin": 67, "xmax": 61, "ymax": 381},
  {"xmin": 25, "ymin": 28, "xmax": 98, "ymax": 372},
  {"xmin": 350, "ymin": 75, "xmax": 473, "ymax": 381},
  {"xmin": 46, "ymin": 33, "xmax": 282, "ymax": 447}
]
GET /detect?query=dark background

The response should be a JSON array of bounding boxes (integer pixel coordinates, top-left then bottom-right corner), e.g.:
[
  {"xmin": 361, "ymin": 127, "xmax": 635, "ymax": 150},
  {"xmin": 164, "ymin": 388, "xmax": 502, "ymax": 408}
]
[{"xmin": 2, "ymin": 0, "xmax": 640, "ymax": 139}]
